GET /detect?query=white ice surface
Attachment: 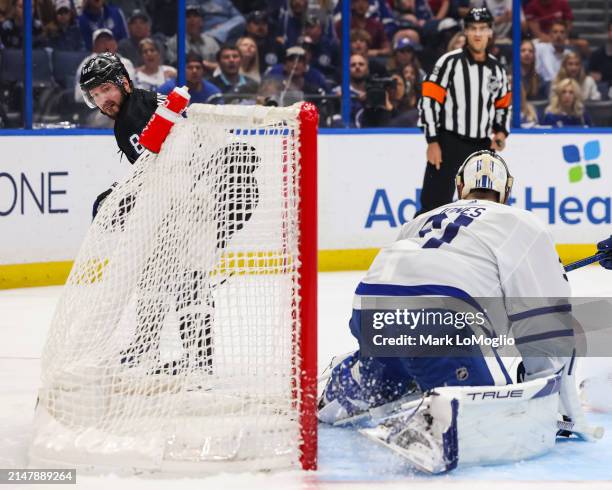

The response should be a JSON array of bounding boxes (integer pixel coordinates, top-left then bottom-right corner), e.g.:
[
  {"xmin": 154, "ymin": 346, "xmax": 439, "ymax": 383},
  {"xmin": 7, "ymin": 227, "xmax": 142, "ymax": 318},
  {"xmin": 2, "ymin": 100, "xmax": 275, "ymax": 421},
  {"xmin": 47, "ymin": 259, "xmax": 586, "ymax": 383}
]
[{"xmin": 1, "ymin": 267, "xmax": 611, "ymax": 489}]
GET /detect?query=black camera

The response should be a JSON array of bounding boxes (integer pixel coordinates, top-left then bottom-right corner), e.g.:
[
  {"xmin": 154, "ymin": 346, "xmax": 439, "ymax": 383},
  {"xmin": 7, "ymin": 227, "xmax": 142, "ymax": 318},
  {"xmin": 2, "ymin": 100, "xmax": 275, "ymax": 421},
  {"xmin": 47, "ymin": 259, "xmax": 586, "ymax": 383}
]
[{"xmin": 365, "ymin": 76, "xmax": 397, "ymax": 110}]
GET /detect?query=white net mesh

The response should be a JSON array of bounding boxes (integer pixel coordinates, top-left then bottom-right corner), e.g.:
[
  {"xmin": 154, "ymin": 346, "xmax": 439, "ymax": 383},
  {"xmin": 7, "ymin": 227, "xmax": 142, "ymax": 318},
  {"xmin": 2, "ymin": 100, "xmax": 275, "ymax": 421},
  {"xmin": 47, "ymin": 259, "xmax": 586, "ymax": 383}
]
[{"xmin": 29, "ymin": 103, "xmax": 308, "ymax": 473}]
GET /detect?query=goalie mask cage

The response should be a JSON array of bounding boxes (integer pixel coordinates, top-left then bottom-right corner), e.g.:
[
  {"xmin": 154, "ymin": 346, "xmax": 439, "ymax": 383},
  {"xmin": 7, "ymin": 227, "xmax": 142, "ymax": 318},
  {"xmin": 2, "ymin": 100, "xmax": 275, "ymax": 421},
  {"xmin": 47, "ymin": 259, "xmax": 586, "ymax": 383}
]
[{"xmin": 29, "ymin": 103, "xmax": 318, "ymax": 473}]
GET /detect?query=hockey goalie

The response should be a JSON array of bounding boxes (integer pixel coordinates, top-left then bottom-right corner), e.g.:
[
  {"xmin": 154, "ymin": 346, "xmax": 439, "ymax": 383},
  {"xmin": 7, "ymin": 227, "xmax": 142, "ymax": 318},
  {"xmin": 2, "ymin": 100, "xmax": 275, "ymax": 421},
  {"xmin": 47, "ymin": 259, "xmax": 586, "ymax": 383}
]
[{"xmin": 319, "ymin": 150, "xmax": 611, "ymax": 474}]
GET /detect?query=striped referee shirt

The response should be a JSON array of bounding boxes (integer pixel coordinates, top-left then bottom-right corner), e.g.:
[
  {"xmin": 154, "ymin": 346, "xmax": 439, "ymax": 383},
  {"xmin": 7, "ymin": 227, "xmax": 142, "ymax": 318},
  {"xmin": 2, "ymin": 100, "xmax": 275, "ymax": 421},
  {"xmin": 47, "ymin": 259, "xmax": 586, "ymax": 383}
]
[{"xmin": 418, "ymin": 47, "xmax": 511, "ymax": 143}]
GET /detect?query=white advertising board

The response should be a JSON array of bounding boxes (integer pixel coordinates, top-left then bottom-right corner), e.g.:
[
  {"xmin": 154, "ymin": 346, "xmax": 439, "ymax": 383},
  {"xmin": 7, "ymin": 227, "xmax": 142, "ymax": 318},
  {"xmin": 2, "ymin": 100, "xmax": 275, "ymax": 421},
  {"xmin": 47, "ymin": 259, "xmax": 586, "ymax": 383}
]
[{"xmin": 1, "ymin": 132, "xmax": 610, "ymax": 268}]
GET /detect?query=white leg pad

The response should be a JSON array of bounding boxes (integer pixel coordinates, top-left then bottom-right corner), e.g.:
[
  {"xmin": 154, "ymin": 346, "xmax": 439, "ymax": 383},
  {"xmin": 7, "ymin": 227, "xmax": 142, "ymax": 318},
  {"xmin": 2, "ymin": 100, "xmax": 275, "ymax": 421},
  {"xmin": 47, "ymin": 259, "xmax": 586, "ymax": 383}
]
[{"xmin": 361, "ymin": 375, "xmax": 561, "ymax": 473}]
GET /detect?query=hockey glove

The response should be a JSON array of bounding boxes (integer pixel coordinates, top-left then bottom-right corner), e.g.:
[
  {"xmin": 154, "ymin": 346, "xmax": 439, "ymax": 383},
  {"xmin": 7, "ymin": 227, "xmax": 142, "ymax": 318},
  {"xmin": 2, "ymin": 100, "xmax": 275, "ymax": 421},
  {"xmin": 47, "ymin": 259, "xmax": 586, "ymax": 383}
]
[{"xmin": 597, "ymin": 236, "xmax": 612, "ymax": 270}]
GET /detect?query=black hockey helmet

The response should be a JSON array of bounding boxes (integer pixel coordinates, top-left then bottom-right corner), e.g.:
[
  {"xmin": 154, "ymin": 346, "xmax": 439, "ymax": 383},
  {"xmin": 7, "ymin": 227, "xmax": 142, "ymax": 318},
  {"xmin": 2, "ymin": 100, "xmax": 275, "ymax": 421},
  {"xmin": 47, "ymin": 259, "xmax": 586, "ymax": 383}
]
[
  {"xmin": 464, "ymin": 7, "xmax": 493, "ymax": 28},
  {"xmin": 79, "ymin": 52, "xmax": 132, "ymax": 108}
]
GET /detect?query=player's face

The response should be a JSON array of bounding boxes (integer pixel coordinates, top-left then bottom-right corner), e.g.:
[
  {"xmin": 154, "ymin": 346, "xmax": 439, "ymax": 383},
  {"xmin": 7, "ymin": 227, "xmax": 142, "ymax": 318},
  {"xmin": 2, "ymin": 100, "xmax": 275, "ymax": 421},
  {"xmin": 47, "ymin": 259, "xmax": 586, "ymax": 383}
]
[
  {"xmin": 219, "ymin": 50, "xmax": 241, "ymax": 76},
  {"xmin": 465, "ymin": 22, "xmax": 491, "ymax": 53},
  {"xmin": 89, "ymin": 81, "xmax": 127, "ymax": 119}
]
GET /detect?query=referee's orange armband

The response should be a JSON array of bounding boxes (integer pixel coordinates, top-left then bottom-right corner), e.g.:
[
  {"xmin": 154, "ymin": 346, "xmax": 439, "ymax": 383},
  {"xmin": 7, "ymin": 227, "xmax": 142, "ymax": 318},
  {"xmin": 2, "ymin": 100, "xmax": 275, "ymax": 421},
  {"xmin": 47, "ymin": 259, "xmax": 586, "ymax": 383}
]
[
  {"xmin": 422, "ymin": 81, "xmax": 447, "ymax": 104},
  {"xmin": 494, "ymin": 92, "xmax": 512, "ymax": 109}
]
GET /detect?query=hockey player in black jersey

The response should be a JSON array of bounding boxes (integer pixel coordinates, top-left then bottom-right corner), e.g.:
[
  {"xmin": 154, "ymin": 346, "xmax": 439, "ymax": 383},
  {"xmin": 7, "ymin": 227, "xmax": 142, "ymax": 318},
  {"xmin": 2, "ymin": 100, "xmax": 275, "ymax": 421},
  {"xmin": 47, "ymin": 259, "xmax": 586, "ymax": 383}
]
[
  {"xmin": 80, "ymin": 52, "xmax": 260, "ymax": 375},
  {"xmin": 80, "ymin": 52, "xmax": 164, "ymax": 216}
]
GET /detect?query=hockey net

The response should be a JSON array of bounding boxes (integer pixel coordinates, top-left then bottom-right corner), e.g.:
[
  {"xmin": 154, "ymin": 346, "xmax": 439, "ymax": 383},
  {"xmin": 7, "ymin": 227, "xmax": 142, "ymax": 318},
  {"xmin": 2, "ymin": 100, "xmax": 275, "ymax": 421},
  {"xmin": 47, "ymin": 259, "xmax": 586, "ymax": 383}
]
[{"xmin": 29, "ymin": 103, "xmax": 318, "ymax": 473}]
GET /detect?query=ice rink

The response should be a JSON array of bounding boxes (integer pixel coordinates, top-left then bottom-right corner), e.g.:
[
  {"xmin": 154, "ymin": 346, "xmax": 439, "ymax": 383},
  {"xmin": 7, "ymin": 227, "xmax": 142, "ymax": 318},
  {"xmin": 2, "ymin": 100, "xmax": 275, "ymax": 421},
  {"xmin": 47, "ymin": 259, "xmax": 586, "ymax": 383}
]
[{"xmin": 1, "ymin": 267, "xmax": 612, "ymax": 489}]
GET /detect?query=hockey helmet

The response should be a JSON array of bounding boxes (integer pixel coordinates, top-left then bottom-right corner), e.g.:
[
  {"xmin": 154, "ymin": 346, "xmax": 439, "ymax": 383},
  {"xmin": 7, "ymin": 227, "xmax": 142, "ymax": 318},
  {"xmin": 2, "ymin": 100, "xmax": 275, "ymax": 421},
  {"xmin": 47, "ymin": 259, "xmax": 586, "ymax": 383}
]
[
  {"xmin": 455, "ymin": 150, "xmax": 513, "ymax": 203},
  {"xmin": 79, "ymin": 52, "xmax": 132, "ymax": 108},
  {"xmin": 464, "ymin": 7, "xmax": 493, "ymax": 27}
]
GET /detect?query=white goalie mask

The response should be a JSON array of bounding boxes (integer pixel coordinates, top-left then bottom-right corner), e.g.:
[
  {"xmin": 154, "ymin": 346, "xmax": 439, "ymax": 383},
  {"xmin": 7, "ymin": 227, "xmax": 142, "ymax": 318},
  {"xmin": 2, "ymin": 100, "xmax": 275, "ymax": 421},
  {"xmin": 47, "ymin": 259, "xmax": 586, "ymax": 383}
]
[{"xmin": 455, "ymin": 150, "xmax": 514, "ymax": 203}]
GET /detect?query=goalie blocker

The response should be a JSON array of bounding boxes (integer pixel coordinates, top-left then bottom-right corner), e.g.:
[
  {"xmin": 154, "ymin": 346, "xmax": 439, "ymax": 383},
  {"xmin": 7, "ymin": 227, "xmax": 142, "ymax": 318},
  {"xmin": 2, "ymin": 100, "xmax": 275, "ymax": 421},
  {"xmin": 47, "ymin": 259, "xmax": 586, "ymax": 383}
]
[{"xmin": 361, "ymin": 375, "xmax": 562, "ymax": 474}]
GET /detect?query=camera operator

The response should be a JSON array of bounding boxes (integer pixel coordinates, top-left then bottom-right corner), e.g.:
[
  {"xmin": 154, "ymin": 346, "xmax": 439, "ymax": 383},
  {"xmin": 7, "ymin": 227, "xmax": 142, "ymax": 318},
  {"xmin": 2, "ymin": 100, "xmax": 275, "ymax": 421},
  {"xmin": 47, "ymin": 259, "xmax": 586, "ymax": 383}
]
[{"xmin": 362, "ymin": 72, "xmax": 405, "ymax": 127}]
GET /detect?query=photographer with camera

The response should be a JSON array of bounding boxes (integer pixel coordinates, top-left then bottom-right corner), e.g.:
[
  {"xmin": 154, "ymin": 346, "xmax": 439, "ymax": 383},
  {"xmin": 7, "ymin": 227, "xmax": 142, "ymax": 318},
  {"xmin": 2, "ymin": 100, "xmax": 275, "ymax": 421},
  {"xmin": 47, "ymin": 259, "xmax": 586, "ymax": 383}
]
[
  {"xmin": 416, "ymin": 7, "xmax": 511, "ymax": 216},
  {"xmin": 361, "ymin": 72, "xmax": 405, "ymax": 127}
]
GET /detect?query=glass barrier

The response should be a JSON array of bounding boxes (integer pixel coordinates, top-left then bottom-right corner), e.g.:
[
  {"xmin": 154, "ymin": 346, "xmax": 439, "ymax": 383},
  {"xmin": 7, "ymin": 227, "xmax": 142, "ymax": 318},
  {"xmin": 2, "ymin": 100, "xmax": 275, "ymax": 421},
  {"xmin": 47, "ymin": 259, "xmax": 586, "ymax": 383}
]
[{"xmin": 2, "ymin": 0, "xmax": 610, "ymax": 131}]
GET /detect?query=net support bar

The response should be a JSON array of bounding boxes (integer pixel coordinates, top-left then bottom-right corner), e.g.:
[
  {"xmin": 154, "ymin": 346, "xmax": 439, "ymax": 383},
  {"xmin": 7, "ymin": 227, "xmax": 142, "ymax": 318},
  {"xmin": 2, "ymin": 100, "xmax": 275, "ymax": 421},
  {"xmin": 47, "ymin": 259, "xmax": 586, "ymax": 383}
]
[{"xmin": 298, "ymin": 102, "xmax": 318, "ymax": 470}]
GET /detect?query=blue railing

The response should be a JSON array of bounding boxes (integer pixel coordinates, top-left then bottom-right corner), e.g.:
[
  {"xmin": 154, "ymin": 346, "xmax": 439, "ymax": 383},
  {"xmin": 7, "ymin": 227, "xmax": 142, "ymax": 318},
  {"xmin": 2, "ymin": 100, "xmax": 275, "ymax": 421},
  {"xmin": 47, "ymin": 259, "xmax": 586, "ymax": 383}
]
[{"xmin": 5, "ymin": 0, "xmax": 610, "ymax": 135}]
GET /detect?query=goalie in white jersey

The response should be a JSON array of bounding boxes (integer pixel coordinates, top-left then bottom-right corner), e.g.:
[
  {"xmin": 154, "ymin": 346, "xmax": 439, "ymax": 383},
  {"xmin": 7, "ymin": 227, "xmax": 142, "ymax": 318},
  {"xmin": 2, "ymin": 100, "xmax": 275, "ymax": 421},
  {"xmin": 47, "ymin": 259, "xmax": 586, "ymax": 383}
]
[{"xmin": 319, "ymin": 150, "xmax": 588, "ymax": 454}]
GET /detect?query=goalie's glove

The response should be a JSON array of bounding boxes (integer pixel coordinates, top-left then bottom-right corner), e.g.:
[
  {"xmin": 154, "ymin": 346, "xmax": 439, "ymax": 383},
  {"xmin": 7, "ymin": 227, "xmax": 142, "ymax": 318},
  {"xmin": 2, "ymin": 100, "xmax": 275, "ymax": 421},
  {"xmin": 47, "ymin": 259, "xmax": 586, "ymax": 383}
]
[
  {"xmin": 92, "ymin": 183, "xmax": 117, "ymax": 219},
  {"xmin": 318, "ymin": 351, "xmax": 371, "ymax": 424},
  {"xmin": 597, "ymin": 236, "xmax": 612, "ymax": 270}
]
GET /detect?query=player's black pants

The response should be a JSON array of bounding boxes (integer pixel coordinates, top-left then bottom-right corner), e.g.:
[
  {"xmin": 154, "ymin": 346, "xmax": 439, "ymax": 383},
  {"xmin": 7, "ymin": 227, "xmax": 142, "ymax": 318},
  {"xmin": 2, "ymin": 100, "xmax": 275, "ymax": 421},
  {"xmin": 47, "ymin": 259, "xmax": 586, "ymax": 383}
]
[{"xmin": 415, "ymin": 130, "xmax": 491, "ymax": 217}]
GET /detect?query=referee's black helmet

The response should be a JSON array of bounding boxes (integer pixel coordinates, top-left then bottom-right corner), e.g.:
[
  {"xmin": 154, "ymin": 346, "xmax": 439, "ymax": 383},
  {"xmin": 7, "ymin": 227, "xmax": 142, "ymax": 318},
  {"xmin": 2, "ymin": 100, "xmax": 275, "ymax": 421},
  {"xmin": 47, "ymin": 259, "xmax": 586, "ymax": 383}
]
[{"xmin": 464, "ymin": 7, "xmax": 493, "ymax": 27}]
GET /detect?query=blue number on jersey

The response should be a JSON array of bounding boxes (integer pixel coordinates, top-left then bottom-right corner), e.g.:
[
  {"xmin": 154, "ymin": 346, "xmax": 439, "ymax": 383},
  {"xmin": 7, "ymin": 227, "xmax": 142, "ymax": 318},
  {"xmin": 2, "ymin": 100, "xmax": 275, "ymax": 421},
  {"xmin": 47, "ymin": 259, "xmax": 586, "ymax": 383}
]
[{"xmin": 418, "ymin": 212, "xmax": 474, "ymax": 248}]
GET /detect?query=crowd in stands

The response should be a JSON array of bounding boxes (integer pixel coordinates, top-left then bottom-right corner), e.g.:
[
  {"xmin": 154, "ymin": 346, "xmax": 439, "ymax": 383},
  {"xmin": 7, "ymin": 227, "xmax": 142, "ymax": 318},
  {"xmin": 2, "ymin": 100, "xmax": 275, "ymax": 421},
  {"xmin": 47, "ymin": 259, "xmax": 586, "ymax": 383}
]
[{"xmin": 0, "ymin": 0, "xmax": 611, "ymax": 128}]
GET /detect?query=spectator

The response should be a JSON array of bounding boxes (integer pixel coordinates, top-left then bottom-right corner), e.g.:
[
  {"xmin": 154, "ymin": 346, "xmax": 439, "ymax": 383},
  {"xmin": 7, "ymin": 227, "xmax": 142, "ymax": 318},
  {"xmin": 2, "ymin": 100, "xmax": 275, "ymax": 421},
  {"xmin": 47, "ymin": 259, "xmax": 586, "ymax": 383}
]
[
  {"xmin": 525, "ymin": 0, "xmax": 573, "ymax": 43},
  {"xmin": 446, "ymin": 31, "xmax": 465, "ymax": 51},
  {"xmin": 276, "ymin": 0, "xmax": 308, "ymax": 48},
  {"xmin": 244, "ymin": 9, "xmax": 284, "ymax": 73},
  {"xmin": 118, "ymin": 10, "xmax": 165, "ymax": 68},
  {"xmin": 387, "ymin": 36, "xmax": 425, "ymax": 79},
  {"xmin": 263, "ymin": 45, "xmax": 325, "ymax": 103},
  {"xmin": 210, "ymin": 44, "xmax": 259, "ymax": 99},
  {"xmin": 335, "ymin": 0, "xmax": 398, "ymax": 38},
  {"xmin": 332, "ymin": 52, "xmax": 368, "ymax": 127},
  {"xmin": 133, "ymin": 38, "xmax": 176, "ymax": 90},
  {"xmin": 236, "ymin": 36, "xmax": 261, "ymax": 83},
  {"xmin": 542, "ymin": 77, "xmax": 591, "ymax": 127},
  {"xmin": 391, "ymin": 0, "xmax": 436, "ymax": 47},
  {"xmin": 45, "ymin": 0, "xmax": 84, "ymax": 51},
  {"xmin": 401, "ymin": 60, "xmax": 421, "ymax": 109},
  {"xmin": 74, "ymin": 28, "xmax": 135, "ymax": 103},
  {"xmin": 388, "ymin": 70, "xmax": 420, "ymax": 126},
  {"xmin": 553, "ymin": 51, "xmax": 600, "ymax": 101},
  {"xmin": 336, "ymin": 0, "xmax": 391, "ymax": 58},
  {"xmin": 534, "ymin": 19, "xmax": 571, "ymax": 83},
  {"xmin": 148, "ymin": 0, "xmax": 177, "ymax": 37},
  {"xmin": 298, "ymin": 35, "xmax": 334, "ymax": 90},
  {"xmin": 192, "ymin": 0, "xmax": 245, "ymax": 44},
  {"xmin": 35, "ymin": 0, "xmax": 55, "ymax": 27},
  {"xmin": 521, "ymin": 39, "xmax": 547, "ymax": 100},
  {"xmin": 588, "ymin": 21, "xmax": 612, "ymax": 87},
  {"xmin": 362, "ymin": 72, "xmax": 405, "ymax": 127},
  {"xmin": 520, "ymin": 86, "xmax": 539, "ymax": 127},
  {"xmin": 427, "ymin": 0, "xmax": 450, "ymax": 20},
  {"xmin": 350, "ymin": 28, "xmax": 388, "ymax": 76},
  {"xmin": 265, "ymin": 44, "xmax": 329, "ymax": 94},
  {"xmin": 166, "ymin": 4, "xmax": 220, "ymax": 75},
  {"xmin": 159, "ymin": 52, "xmax": 222, "ymax": 104},
  {"xmin": 0, "ymin": 0, "xmax": 46, "ymax": 48},
  {"xmin": 78, "ymin": 0, "xmax": 128, "ymax": 51},
  {"xmin": 302, "ymin": 14, "xmax": 340, "ymax": 83}
]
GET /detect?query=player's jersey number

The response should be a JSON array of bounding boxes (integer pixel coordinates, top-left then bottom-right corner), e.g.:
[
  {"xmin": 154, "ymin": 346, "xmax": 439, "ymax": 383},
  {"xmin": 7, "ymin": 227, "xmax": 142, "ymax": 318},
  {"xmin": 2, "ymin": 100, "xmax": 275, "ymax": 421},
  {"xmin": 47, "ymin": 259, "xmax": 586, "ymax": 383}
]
[
  {"xmin": 129, "ymin": 134, "xmax": 145, "ymax": 155},
  {"xmin": 418, "ymin": 212, "xmax": 474, "ymax": 248}
]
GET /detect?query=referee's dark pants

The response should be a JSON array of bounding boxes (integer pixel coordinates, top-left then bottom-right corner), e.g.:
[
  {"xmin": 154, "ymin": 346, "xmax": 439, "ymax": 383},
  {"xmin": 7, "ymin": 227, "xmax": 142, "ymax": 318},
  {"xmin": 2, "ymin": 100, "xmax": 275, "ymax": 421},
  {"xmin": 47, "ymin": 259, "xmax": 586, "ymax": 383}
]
[{"xmin": 415, "ymin": 130, "xmax": 491, "ymax": 217}]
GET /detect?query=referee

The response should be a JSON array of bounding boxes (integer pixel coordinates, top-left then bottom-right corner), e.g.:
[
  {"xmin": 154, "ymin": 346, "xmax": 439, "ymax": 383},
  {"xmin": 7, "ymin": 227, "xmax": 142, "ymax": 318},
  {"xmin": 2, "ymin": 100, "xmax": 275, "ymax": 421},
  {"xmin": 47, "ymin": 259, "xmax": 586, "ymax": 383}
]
[{"xmin": 416, "ymin": 7, "xmax": 511, "ymax": 216}]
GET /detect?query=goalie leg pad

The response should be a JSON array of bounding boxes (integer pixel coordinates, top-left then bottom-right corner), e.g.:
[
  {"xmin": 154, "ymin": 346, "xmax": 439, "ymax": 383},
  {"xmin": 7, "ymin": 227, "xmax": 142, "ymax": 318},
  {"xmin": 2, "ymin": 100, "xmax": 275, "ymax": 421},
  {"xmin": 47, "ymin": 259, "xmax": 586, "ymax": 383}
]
[{"xmin": 360, "ymin": 375, "xmax": 561, "ymax": 473}]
